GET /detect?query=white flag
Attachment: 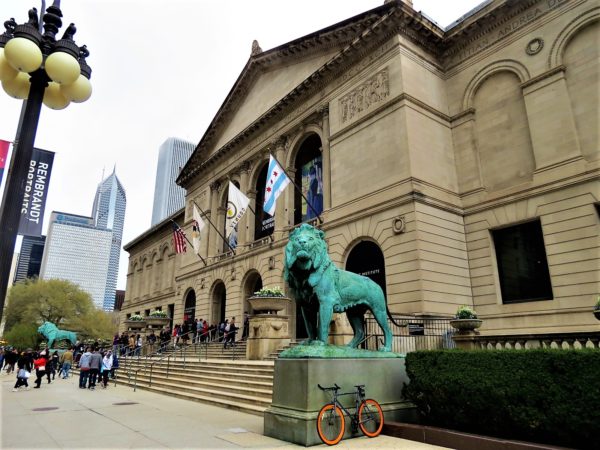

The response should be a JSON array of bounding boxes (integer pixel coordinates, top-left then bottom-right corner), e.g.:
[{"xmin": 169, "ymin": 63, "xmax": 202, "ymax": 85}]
[
  {"xmin": 192, "ymin": 205, "xmax": 205, "ymax": 255},
  {"xmin": 226, "ymin": 182, "xmax": 249, "ymax": 238},
  {"xmin": 263, "ymin": 154, "xmax": 290, "ymax": 216}
]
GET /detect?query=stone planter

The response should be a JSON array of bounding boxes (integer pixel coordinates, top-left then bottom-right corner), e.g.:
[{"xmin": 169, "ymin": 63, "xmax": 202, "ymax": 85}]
[
  {"xmin": 124, "ymin": 320, "xmax": 146, "ymax": 331},
  {"xmin": 248, "ymin": 296, "xmax": 291, "ymax": 315},
  {"xmin": 450, "ymin": 319, "xmax": 483, "ymax": 332},
  {"xmin": 145, "ymin": 316, "xmax": 170, "ymax": 329},
  {"xmin": 594, "ymin": 310, "xmax": 600, "ymax": 321}
]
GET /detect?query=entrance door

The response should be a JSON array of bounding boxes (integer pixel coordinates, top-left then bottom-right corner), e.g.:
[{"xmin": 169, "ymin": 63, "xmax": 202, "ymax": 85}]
[
  {"xmin": 212, "ymin": 282, "xmax": 226, "ymax": 325},
  {"xmin": 184, "ymin": 289, "xmax": 196, "ymax": 323},
  {"xmin": 345, "ymin": 241, "xmax": 387, "ymax": 294}
]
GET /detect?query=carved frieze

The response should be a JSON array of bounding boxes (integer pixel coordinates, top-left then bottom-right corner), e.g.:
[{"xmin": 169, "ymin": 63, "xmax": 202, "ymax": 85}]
[{"xmin": 339, "ymin": 68, "xmax": 389, "ymax": 124}]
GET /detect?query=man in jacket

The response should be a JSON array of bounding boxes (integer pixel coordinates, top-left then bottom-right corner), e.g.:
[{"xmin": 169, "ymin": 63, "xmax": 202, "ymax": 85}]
[
  {"xmin": 60, "ymin": 347, "xmax": 74, "ymax": 379},
  {"xmin": 88, "ymin": 349, "xmax": 102, "ymax": 390},
  {"xmin": 78, "ymin": 348, "xmax": 92, "ymax": 389}
]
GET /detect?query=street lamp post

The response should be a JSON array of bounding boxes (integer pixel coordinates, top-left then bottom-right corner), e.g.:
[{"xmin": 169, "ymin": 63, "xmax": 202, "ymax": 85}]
[{"xmin": 0, "ymin": 1, "xmax": 92, "ymax": 324}]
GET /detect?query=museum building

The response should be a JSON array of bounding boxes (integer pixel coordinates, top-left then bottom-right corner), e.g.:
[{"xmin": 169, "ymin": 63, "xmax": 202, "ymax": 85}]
[{"xmin": 120, "ymin": 0, "xmax": 599, "ymax": 343}]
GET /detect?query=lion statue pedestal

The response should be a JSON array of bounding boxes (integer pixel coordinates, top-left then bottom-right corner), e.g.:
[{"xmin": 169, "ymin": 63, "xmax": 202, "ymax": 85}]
[{"xmin": 246, "ymin": 314, "xmax": 291, "ymax": 360}]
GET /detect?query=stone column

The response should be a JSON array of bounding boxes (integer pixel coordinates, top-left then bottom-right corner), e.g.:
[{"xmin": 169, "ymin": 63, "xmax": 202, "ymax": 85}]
[
  {"xmin": 320, "ymin": 105, "xmax": 332, "ymax": 211},
  {"xmin": 216, "ymin": 206, "xmax": 227, "ymax": 254},
  {"xmin": 274, "ymin": 138, "xmax": 288, "ymax": 240},
  {"xmin": 209, "ymin": 181, "xmax": 221, "ymax": 257},
  {"xmin": 238, "ymin": 162, "xmax": 250, "ymax": 248},
  {"xmin": 247, "ymin": 189, "xmax": 257, "ymax": 245}
]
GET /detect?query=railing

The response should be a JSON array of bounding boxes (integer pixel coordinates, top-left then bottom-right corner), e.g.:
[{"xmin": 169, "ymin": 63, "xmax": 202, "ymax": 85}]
[
  {"xmin": 457, "ymin": 331, "xmax": 600, "ymax": 350},
  {"xmin": 364, "ymin": 314, "xmax": 456, "ymax": 353}
]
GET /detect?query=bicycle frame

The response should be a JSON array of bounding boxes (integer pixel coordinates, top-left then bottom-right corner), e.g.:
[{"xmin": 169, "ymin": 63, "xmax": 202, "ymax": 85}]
[{"xmin": 318, "ymin": 384, "xmax": 368, "ymax": 430}]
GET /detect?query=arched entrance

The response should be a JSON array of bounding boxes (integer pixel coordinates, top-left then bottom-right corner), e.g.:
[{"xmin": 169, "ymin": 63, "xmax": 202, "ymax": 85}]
[
  {"xmin": 345, "ymin": 240, "xmax": 387, "ymax": 295},
  {"xmin": 243, "ymin": 272, "xmax": 263, "ymax": 315},
  {"xmin": 184, "ymin": 289, "xmax": 196, "ymax": 323},
  {"xmin": 294, "ymin": 134, "xmax": 323, "ymax": 224},
  {"xmin": 212, "ymin": 282, "xmax": 226, "ymax": 326}
]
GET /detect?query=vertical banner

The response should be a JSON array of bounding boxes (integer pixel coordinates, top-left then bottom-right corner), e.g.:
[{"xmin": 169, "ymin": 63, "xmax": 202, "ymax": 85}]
[
  {"xmin": 0, "ymin": 139, "xmax": 10, "ymax": 186},
  {"xmin": 18, "ymin": 147, "xmax": 55, "ymax": 237}
]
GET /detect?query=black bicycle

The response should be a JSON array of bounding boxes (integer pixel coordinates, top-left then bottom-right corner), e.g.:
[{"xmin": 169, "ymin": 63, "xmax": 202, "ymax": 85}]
[{"xmin": 316, "ymin": 383, "xmax": 384, "ymax": 445}]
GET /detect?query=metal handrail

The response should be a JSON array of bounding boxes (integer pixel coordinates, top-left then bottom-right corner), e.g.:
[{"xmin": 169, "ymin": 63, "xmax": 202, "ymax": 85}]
[{"xmin": 131, "ymin": 329, "xmax": 221, "ymax": 391}]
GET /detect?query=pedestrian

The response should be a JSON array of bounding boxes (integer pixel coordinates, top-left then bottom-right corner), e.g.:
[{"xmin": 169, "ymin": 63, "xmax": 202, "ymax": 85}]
[
  {"xmin": 147, "ymin": 330, "xmax": 157, "ymax": 355},
  {"xmin": 13, "ymin": 351, "xmax": 32, "ymax": 392},
  {"xmin": 33, "ymin": 353, "xmax": 47, "ymax": 389},
  {"xmin": 135, "ymin": 334, "xmax": 143, "ymax": 356},
  {"xmin": 4, "ymin": 348, "xmax": 18, "ymax": 374},
  {"xmin": 60, "ymin": 347, "xmax": 73, "ymax": 379},
  {"xmin": 222, "ymin": 319, "xmax": 231, "ymax": 348},
  {"xmin": 120, "ymin": 332, "xmax": 128, "ymax": 356},
  {"xmin": 224, "ymin": 317, "xmax": 237, "ymax": 349},
  {"xmin": 47, "ymin": 351, "xmax": 59, "ymax": 382},
  {"xmin": 242, "ymin": 313, "xmax": 249, "ymax": 340},
  {"xmin": 110, "ymin": 351, "xmax": 119, "ymax": 379},
  {"xmin": 128, "ymin": 334, "xmax": 135, "ymax": 356},
  {"xmin": 172, "ymin": 324, "xmax": 180, "ymax": 348},
  {"xmin": 88, "ymin": 349, "xmax": 102, "ymax": 389},
  {"xmin": 181, "ymin": 321, "xmax": 190, "ymax": 346},
  {"xmin": 101, "ymin": 350, "xmax": 113, "ymax": 388},
  {"xmin": 78, "ymin": 347, "xmax": 92, "ymax": 389},
  {"xmin": 202, "ymin": 320, "xmax": 209, "ymax": 342},
  {"xmin": 112, "ymin": 333, "xmax": 120, "ymax": 354}
]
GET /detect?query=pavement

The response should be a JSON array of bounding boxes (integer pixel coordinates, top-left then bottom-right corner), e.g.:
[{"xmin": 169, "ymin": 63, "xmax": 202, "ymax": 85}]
[{"xmin": 1, "ymin": 371, "xmax": 451, "ymax": 450}]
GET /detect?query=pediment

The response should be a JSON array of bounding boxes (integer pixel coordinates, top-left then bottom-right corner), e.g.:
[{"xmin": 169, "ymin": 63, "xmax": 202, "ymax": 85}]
[{"xmin": 211, "ymin": 47, "xmax": 343, "ymax": 153}]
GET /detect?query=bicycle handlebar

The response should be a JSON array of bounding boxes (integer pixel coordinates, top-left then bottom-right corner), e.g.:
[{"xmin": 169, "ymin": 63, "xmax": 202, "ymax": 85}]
[{"xmin": 317, "ymin": 383, "xmax": 341, "ymax": 391}]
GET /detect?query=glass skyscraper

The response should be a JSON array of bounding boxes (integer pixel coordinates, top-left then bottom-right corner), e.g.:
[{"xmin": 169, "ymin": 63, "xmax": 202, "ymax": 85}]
[
  {"xmin": 151, "ymin": 137, "xmax": 195, "ymax": 226},
  {"xmin": 14, "ymin": 235, "xmax": 46, "ymax": 284},
  {"xmin": 40, "ymin": 212, "xmax": 112, "ymax": 309},
  {"xmin": 92, "ymin": 169, "xmax": 127, "ymax": 310}
]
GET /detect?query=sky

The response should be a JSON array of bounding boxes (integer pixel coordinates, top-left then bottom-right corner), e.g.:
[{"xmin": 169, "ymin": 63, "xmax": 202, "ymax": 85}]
[{"xmin": 0, "ymin": 0, "xmax": 482, "ymax": 291}]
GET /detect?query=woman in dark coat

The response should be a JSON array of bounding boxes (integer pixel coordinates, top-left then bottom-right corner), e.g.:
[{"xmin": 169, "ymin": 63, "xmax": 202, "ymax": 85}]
[{"xmin": 13, "ymin": 351, "xmax": 33, "ymax": 391}]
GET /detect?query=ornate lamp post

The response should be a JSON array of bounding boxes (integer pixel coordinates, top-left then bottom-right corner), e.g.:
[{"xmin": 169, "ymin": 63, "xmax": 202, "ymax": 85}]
[{"xmin": 0, "ymin": 1, "xmax": 92, "ymax": 323}]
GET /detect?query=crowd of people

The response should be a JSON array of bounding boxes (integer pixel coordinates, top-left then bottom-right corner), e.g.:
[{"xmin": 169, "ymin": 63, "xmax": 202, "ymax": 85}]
[{"xmin": 1, "ymin": 343, "xmax": 119, "ymax": 392}]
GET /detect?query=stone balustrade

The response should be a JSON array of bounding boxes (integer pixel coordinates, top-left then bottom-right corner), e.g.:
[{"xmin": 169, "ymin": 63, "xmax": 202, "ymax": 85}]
[{"xmin": 453, "ymin": 331, "xmax": 600, "ymax": 351}]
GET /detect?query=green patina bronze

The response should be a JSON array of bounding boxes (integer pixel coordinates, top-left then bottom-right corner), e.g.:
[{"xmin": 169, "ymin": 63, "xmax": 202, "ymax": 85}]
[
  {"xmin": 37, "ymin": 321, "xmax": 77, "ymax": 349},
  {"xmin": 284, "ymin": 224, "xmax": 398, "ymax": 353},
  {"xmin": 280, "ymin": 343, "xmax": 404, "ymax": 358}
]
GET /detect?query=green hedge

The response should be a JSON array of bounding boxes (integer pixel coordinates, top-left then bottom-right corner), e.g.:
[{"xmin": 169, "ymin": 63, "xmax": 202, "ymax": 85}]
[{"xmin": 403, "ymin": 349, "xmax": 600, "ymax": 449}]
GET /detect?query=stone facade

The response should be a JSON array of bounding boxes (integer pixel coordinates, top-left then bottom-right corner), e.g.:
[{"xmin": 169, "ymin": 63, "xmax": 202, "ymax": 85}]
[{"xmin": 121, "ymin": 0, "xmax": 599, "ymax": 339}]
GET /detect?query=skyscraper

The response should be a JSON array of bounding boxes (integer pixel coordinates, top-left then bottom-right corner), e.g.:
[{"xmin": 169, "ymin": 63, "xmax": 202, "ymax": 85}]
[
  {"xmin": 40, "ymin": 212, "xmax": 112, "ymax": 309},
  {"xmin": 92, "ymin": 169, "xmax": 126, "ymax": 310},
  {"xmin": 13, "ymin": 235, "xmax": 46, "ymax": 284},
  {"xmin": 151, "ymin": 137, "xmax": 195, "ymax": 226}
]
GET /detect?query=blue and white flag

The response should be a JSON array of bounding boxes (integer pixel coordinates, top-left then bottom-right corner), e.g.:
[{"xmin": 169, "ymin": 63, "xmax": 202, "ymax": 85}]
[{"xmin": 263, "ymin": 154, "xmax": 290, "ymax": 216}]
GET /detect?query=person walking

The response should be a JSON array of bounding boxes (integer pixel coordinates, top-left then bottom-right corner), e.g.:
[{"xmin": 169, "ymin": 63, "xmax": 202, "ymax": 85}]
[
  {"xmin": 172, "ymin": 324, "xmax": 180, "ymax": 348},
  {"xmin": 224, "ymin": 317, "xmax": 237, "ymax": 349},
  {"xmin": 88, "ymin": 349, "xmax": 102, "ymax": 390},
  {"xmin": 33, "ymin": 353, "xmax": 47, "ymax": 389},
  {"xmin": 110, "ymin": 351, "xmax": 119, "ymax": 379},
  {"xmin": 4, "ymin": 348, "xmax": 18, "ymax": 374},
  {"xmin": 13, "ymin": 351, "xmax": 33, "ymax": 391},
  {"xmin": 147, "ymin": 331, "xmax": 157, "ymax": 355},
  {"xmin": 78, "ymin": 347, "xmax": 92, "ymax": 389},
  {"xmin": 46, "ymin": 351, "xmax": 59, "ymax": 382},
  {"xmin": 60, "ymin": 347, "xmax": 73, "ymax": 379},
  {"xmin": 101, "ymin": 350, "xmax": 113, "ymax": 389},
  {"xmin": 128, "ymin": 334, "xmax": 135, "ymax": 356},
  {"xmin": 112, "ymin": 333, "xmax": 120, "ymax": 354},
  {"xmin": 134, "ymin": 334, "xmax": 143, "ymax": 356}
]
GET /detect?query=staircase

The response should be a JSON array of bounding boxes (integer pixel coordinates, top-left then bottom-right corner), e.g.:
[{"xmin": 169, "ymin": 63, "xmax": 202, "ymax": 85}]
[{"xmin": 116, "ymin": 341, "xmax": 274, "ymax": 416}]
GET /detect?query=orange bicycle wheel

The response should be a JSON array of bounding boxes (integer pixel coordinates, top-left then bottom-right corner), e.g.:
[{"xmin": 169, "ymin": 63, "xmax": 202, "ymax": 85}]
[
  {"xmin": 358, "ymin": 399, "xmax": 384, "ymax": 437},
  {"xmin": 316, "ymin": 404, "xmax": 345, "ymax": 445}
]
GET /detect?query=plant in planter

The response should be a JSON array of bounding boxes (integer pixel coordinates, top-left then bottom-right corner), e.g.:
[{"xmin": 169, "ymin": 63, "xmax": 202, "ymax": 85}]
[
  {"xmin": 249, "ymin": 286, "xmax": 290, "ymax": 314},
  {"xmin": 148, "ymin": 310, "xmax": 168, "ymax": 318},
  {"xmin": 128, "ymin": 314, "xmax": 144, "ymax": 321},
  {"xmin": 594, "ymin": 295, "xmax": 600, "ymax": 321},
  {"xmin": 145, "ymin": 310, "xmax": 170, "ymax": 329},
  {"xmin": 450, "ymin": 305, "xmax": 483, "ymax": 332}
]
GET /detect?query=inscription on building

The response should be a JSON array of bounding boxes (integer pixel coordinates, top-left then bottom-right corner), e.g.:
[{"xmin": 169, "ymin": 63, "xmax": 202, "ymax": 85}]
[{"xmin": 339, "ymin": 68, "xmax": 389, "ymax": 124}]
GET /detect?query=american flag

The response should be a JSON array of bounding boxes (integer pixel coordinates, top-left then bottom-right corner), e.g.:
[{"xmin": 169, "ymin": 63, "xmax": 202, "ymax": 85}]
[{"xmin": 172, "ymin": 222, "xmax": 187, "ymax": 254}]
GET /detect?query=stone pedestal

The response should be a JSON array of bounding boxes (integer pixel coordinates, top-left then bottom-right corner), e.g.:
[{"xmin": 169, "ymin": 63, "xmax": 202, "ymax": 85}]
[
  {"xmin": 246, "ymin": 314, "xmax": 290, "ymax": 360},
  {"xmin": 264, "ymin": 358, "xmax": 417, "ymax": 446}
]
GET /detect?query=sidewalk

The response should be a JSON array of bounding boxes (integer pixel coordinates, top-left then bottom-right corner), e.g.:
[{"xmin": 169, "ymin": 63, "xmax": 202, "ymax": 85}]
[{"xmin": 1, "ymin": 372, "xmax": 451, "ymax": 449}]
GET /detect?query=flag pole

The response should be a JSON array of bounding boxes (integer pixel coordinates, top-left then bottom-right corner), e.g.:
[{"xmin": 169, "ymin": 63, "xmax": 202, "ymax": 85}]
[
  {"xmin": 269, "ymin": 153, "xmax": 323, "ymax": 224},
  {"xmin": 192, "ymin": 200, "xmax": 236, "ymax": 255},
  {"xmin": 170, "ymin": 219, "xmax": 207, "ymax": 266}
]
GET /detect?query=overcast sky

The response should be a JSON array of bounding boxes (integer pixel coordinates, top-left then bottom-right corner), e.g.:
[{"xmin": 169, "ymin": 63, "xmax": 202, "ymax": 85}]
[{"xmin": 0, "ymin": 0, "xmax": 482, "ymax": 290}]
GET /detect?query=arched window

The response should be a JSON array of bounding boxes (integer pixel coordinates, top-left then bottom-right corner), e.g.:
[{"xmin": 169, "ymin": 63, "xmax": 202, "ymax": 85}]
[
  {"xmin": 212, "ymin": 282, "xmax": 226, "ymax": 326},
  {"xmin": 345, "ymin": 241, "xmax": 387, "ymax": 295},
  {"xmin": 254, "ymin": 162, "xmax": 274, "ymax": 240},
  {"xmin": 184, "ymin": 289, "xmax": 196, "ymax": 323},
  {"xmin": 294, "ymin": 134, "xmax": 323, "ymax": 224}
]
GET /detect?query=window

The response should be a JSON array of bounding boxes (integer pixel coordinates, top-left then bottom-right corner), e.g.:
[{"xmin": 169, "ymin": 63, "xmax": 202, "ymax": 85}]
[
  {"xmin": 294, "ymin": 134, "xmax": 323, "ymax": 224},
  {"xmin": 492, "ymin": 220, "xmax": 553, "ymax": 303},
  {"xmin": 144, "ymin": 309, "xmax": 150, "ymax": 317}
]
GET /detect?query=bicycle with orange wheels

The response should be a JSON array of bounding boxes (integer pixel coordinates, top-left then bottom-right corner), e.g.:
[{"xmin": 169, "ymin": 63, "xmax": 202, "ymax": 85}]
[{"xmin": 316, "ymin": 383, "xmax": 384, "ymax": 445}]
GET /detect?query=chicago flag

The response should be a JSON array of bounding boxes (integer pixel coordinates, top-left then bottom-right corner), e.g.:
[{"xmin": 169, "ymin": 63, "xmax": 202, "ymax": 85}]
[
  {"xmin": 263, "ymin": 154, "xmax": 290, "ymax": 216},
  {"xmin": 0, "ymin": 139, "xmax": 10, "ymax": 186}
]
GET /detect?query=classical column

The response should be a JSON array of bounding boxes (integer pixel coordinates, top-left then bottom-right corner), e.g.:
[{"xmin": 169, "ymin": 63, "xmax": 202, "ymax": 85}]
[
  {"xmin": 209, "ymin": 181, "xmax": 221, "ymax": 257},
  {"xmin": 217, "ymin": 206, "xmax": 227, "ymax": 254},
  {"xmin": 274, "ymin": 138, "xmax": 288, "ymax": 240},
  {"xmin": 320, "ymin": 105, "xmax": 332, "ymax": 211},
  {"xmin": 247, "ymin": 189, "xmax": 257, "ymax": 244},
  {"xmin": 238, "ymin": 162, "xmax": 251, "ymax": 248},
  {"xmin": 199, "ymin": 195, "xmax": 210, "ymax": 260}
]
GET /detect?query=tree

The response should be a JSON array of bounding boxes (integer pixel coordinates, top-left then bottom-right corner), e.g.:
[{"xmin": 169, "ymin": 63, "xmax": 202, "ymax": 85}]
[
  {"xmin": 4, "ymin": 323, "xmax": 40, "ymax": 349},
  {"xmin": 4, "ymin": 278, "xmax": 116, "ymax": 344}
]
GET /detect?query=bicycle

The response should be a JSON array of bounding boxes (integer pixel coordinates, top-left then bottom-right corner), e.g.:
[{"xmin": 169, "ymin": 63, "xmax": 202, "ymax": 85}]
[{"xmin": 316, "ymin": 383, "xmax": 384, "ymax": 445}]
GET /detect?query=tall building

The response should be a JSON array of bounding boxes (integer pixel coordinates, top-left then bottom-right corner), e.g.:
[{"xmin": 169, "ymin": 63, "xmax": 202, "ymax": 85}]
[
  {"xmin": 92, "ymin": 169, "xmax": 127, "ymax": 310},
  {"xmin": 40, "ymin": 212, "xmax": 112, "ymax": 309},
  {"xmin": 13, "ymin": 235, "xmax": 46, "ymax": 284},
  {"xmin": 151, "ymin": 137, "xmax": 195, "ymax": 226}
]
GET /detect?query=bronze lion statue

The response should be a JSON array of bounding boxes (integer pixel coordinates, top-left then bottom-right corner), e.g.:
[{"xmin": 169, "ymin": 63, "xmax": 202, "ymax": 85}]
[
  {"xmin": 284, "ymin": 224, "xmax": 394, "ymax": 351},
  {"xmin": 37, "ymin": 321, "xmax": 77, "ymax": 349}
]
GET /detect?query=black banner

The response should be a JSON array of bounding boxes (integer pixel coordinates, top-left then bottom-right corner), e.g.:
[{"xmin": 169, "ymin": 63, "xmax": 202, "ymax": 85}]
[{"xmin": 18, "ymin": 147, "xmax": 54, "ymax": 237}]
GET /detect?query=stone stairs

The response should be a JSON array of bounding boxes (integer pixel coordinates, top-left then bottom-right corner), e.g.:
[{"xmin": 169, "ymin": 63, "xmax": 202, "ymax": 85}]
[
  {"xmin": 157, "ymin": 340, "xmax": 248, "ymax": 360},
  {"xmin": 117, "ymin": 357, "xmax": 274, "ymax": 416}
]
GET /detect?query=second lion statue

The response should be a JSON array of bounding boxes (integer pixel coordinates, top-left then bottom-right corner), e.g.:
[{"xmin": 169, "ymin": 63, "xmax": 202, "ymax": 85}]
[{"xmin": 284, "ymin": 224, "xmax": 394, "ymax": 352}]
